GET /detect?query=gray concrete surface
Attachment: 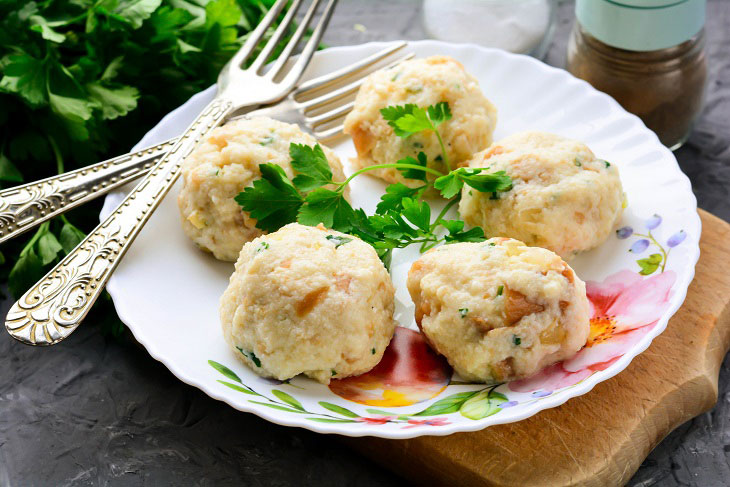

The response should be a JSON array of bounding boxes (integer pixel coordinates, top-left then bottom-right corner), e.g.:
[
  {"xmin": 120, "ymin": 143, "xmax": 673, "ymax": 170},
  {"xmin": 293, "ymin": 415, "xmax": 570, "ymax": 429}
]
[{"xmin": 1, "ymin": 1, "xmax": 729, "ymax": 485}]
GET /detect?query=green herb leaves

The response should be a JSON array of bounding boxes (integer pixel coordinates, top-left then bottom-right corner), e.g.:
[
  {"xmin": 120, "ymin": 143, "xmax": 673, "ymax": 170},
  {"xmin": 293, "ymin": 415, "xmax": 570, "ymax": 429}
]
[
  {"xmin": 297, "ymin": 188, "xmax": 353, "ymax": 229},
  {"xmin": 7, "ymin": 219, "xmax": 83, "ymax": 298},
  {"xmin": 397, "ymin": 151, "xmax": 429, "ymax": 182},
  {"xmin": 236, "ymin": 347, "xmax": 262, "ymax": 367},
  {"xmin": 235, "ymin": 164, "xmax": 303, "ymax": 232},
  {"xmin": 326, "ymin": 235, "xmax": 353, "ymax": 248},
  {"xmin": 291, "ymin": 143, "xmax": 336, "ymax": 191},
  {"xmin": 235, "ymin": 102, "xmax": 513, "ymax": 266},
  {"xmin": 380, "ymin": 102, "xmax": 452, "ymax": 137},
  {"xmin": 1, "ymin": 54, "xmax": 48, "ymax": 107},
  {"xmin": 435, "ymin": 168, "xmax": 513, "ymax": 199},
  {"xmin": 380, "ymin": 102, "xmax": 453, "ymax": 171}
]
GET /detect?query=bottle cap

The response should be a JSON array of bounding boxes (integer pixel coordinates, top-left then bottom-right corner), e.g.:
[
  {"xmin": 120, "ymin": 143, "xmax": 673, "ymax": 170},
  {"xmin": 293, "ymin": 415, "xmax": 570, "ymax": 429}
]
[{"xmin": 576, "ymin": 0, "xmax": 705, "ymax": 51}]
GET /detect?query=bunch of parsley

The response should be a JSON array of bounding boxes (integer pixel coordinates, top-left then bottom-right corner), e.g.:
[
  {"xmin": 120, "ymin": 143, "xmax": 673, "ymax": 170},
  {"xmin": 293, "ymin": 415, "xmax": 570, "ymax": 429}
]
[
  {"xmin": 0, "ymin": 0, "xmax": 287, "ymax": 335},
  {"xmin": 237, "ymin": 102, "xmax": 513, "ymax": 266}
]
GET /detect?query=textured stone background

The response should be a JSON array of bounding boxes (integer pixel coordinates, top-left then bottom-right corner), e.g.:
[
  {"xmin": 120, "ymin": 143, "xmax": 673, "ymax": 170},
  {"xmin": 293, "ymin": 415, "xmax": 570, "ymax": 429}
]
[{"xmin": 1, "ymin": 1, "xmax": 728, "ymax": 485}]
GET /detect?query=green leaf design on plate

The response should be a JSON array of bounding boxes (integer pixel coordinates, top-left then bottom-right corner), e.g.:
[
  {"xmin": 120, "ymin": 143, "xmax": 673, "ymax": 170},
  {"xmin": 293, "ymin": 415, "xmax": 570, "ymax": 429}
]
[
  {"xmin": 459, "ymin": 389, "xmax": 508, "ymax": 420},
  {"xmin": 249, "ymin": 401, "xmax": 306, "ymax": 414},
  {"xmin": 366, "ymin": 408, "xmax": 397, "ymax": 416},
  {"xmin": 412, "ymin": 391, "xmax": 478, "ymax": 416},
  {"xmin": 307, "ymin": 418, "xmax": 358, "ymax": 423},
  {"xmin": 272, "ymin": 390, "xmax": 305, "ymax": 411},
  {"xmin": 208, "ymin": 360, "xmax": 241, "ymax": 383},
  {"xmin": 637, "ymin": 253, "xmax": 663, "ymax": 275},
  {"xmin": 319, "ymin": 402, "xmax": 359, "ymax": 418},
  {"xmin": 217, "ymin": 380, "xmax": 257, "ymax": 395}
]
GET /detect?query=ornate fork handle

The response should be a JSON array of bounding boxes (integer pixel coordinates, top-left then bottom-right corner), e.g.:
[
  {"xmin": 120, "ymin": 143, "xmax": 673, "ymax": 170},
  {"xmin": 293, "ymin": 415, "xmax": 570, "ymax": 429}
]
[
  {"xmin": 0, "ymin": 138, "xmax": 177, "ymax": 244},
  {"xmin": 6, "ymin": 98, "xmax": 233, "ymax": 345}
]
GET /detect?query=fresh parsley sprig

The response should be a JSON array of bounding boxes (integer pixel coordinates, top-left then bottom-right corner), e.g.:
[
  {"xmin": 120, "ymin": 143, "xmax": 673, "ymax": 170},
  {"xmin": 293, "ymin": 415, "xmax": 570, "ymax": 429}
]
[
  {"xmin": 236, "ymin": 102, "xmax": 513, "ymax": 266},
  {"xmin": 236, "ymin": 143, "xmax": 445, "ymax": 232},
  {"xmin": 381, "ymin": 102, "xmax": 453, "ymax": 171}
]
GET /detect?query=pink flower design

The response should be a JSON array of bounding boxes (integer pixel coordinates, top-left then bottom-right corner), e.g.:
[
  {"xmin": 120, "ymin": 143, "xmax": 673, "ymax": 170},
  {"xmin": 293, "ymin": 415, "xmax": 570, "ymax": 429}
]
[
  {"xmin": 402, "ymin": 417, "xmax": 451, "ymax": 429},
  {"xmin": 356, "ymin": 416, "xmax": 395, "ymax": 425},
  {"xmin": 510, "ymin": 269, "xmax": 676, "ymax": 392},
  {"xmin": 329, "ymin": 327, "xmax": 451, "ymax": 407}
]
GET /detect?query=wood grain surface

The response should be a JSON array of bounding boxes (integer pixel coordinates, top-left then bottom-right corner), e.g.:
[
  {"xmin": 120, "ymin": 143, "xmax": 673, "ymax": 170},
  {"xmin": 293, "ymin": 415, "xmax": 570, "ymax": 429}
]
[{"xmin": 343, "ymin": 209, "xmax": 730, "ymax": 486}]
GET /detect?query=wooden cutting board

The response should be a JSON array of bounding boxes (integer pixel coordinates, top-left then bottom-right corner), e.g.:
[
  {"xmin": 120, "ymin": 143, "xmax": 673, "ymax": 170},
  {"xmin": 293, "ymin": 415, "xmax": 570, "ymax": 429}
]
[{"xmin": 342, "ymin": 209, "xmax": 730, "ymax": 487}]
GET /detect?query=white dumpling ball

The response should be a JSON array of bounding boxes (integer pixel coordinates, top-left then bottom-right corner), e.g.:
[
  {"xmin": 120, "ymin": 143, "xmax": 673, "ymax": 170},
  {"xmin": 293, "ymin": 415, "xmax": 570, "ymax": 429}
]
[
  {"xmin": 219, "ymin": 223, "xmax": 397, "ymax": 384},
  {"xmin": 343, "ymin": 55, "xmax": 497, "ymax": 186},
  {"xmin": 459, "ymin": 131, "xmax": 625, "ymax": 259},
  {"xmin": 178, "ymin": 117, "xmax": 347, "ymax": 261},
  {"xmin": 407, "ymin": 238, "xmax": 590, "ymax": 383}
]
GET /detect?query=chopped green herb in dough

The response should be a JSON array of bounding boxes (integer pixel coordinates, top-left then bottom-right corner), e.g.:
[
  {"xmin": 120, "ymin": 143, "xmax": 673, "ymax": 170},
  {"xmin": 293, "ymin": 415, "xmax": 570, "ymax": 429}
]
[
  {"xmin": 326, "ymin": 235, "xmax": 352, "ymax": 248},
  {"xmin": 237, "ymin": 347, "xmax": 262, "ymax": 367}
]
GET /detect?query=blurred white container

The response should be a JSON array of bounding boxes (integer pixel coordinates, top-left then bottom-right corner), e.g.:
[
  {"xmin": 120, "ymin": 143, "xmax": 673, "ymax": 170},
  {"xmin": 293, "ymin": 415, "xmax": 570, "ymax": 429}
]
[{"xmin": 422, "ymin": 0, "xmax": 555, "ymax": 58}]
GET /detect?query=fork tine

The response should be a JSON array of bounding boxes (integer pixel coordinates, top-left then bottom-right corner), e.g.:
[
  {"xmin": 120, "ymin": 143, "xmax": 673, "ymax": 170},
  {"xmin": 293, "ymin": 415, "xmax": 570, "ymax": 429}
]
[
  {"xmin": 272, "ymin": 0, "xmax": 338, "ymax": 86},
  {"xmin": 313, "ymin": 123, "xmax": 346, "ymax": 140},
  {"xmin": 229, "ymin": 0, "xmax": 289, "ymax": 69},
  {"xmin": 298, "ymin": 53, "xmax": 415, "ymax": 111},
  {"xmin": 295, "ymin": 42, "xmax": 407, "ymax": 95},
  {"xmin": 265, "ymin": 0, "xmax": 324, "ymax": 81},
  {"xmin": 248, "ymin": 0, "xmax": 305, "ymax": 73},
  {"xmin": 305, "ymin": 100, "xmax": 354, "ymax": 127}
]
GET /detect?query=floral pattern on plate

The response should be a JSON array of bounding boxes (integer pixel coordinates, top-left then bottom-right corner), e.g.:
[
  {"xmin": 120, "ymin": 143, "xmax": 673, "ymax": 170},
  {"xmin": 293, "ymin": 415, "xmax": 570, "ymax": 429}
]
[
  {"xmin": 208, "ymin": 213, "xmax": 686, "ymax": 430},
  {"xmin": 328, "ymin": 327, "xmax": 451, "ymax": 407}
]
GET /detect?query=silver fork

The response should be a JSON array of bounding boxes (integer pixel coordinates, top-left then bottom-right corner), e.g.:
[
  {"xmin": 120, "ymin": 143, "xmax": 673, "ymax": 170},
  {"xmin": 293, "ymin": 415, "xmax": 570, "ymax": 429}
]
[
  {"xmin": 0, "ymin": 42, "xmax": 411, "ymax": 246},
  {"xmin": 5, "ymin": 0, "xmax": 337, "ymax": 346}
]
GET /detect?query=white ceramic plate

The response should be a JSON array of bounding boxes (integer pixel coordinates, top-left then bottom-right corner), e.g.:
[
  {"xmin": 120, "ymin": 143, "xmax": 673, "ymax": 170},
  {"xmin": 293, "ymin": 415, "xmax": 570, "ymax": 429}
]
[{"xmin": 102, "ymin": 41, "xmax": 700, "ymax": 438}]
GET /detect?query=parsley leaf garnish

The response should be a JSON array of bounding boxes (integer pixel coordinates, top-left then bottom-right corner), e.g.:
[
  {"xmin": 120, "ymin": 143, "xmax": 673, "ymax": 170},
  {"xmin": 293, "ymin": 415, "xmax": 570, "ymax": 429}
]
[
  {"xmin": 380, "ymin": 102, "xmax": 453, "ymax": 170},
  {"xmin": 298, "ymin": 188, "xmax": 355, "ymax": 230},
  {"xmin": 397, "ymin": 151, "xmax": 429, "ymax": 182},
  {"xmin": 380, "ymin": 102, "xmax": 452, "ymax": 137},
  {"xmin": 234, "ymin": 102, "xmax": 513, "ymax": 268},
  {"xmin": 290, "ymin": 143, "xmax": 335, "ymax": 191},
  {"xmin": 376, "ymin": 183, "xmax": 424, "ymax": 214},
  {"xmin": 427, "ymin": 102, "xmax": 452, "ymax": 126},
  {"xmin": 234, "ymin": 164, "xmax": 304, "ymax": 232},
  {"xmin": 435, "ymin": 168, "xmax": 512, "ymax": 199}
]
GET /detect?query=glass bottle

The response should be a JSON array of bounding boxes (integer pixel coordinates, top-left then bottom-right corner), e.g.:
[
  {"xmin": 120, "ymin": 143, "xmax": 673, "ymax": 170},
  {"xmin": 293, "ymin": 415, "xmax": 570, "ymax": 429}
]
[
  {"xmin": 422, "ymin": 0, "xmax": 556, "ymax": 59},
  {"xmin": 567, "ymin": 0, "xmax": 707, "ymax": 150}
]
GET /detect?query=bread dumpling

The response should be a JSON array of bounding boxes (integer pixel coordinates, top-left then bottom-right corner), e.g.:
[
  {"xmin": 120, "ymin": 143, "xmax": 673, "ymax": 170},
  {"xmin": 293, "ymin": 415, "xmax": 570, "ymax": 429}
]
[
  {"xmin": 220, "ymin": 223, "xmax": 396, "ymax": 384},
  {"xmin": 459, "ymin": 131, "xmax": 625, "ymax": 259},
  {"xmin": 343, "ymin": 56, "xmax": 497, "ymax": 187},
  {"xmin": 178, "ymin": 117, "xmax": 347, "ymax": 261},
  {"xmin": 407, "ymin": 238, "xmax": 590, "ymax": 383}
]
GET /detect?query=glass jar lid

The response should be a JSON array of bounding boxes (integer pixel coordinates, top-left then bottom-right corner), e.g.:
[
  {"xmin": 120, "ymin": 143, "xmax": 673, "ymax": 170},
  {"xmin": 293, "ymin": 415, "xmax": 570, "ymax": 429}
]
[{"xmin": 576, "ymin": 0, "xmax": 705, "ymax": 51}]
